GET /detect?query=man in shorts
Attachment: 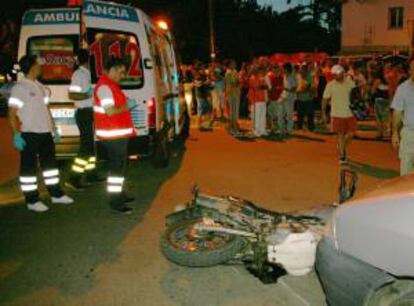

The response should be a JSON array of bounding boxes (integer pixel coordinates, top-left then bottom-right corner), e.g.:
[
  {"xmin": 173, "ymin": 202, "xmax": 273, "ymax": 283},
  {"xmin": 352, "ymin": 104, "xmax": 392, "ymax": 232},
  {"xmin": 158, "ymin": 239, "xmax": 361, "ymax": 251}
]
[
  {"xmin": 322, "ymin": 65, "xmax": 356, "ymax": 164},
  {"xmin": 391, "ymin": 58, "xmax": 414, "ymax": 175}
]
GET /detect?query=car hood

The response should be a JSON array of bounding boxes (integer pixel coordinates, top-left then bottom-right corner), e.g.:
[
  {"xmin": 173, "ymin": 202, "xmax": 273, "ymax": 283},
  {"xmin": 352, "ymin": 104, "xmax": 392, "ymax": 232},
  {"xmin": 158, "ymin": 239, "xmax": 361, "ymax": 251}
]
[{"xmin": 329, "ymin": 174, "xmax": 414, "ymax": 277}]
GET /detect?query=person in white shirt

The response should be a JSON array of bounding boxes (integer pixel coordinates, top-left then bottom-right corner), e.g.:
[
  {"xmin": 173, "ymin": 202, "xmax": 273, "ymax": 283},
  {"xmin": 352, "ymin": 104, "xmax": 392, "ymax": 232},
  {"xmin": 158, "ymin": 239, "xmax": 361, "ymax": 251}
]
[
  {"xmin": 8, "ymin": 55, "xmax": 74, "ymax": 212},
  {"xmin": 66, "ymin": 49, "xmax": 103, "ymax": 190}
]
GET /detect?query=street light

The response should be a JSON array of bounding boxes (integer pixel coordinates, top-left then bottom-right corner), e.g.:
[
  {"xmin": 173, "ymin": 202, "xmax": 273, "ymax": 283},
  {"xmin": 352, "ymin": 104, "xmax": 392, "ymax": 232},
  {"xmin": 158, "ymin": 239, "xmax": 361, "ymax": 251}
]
[{"xmin": 157, "ymin": 20, "xmax": 169, "ymax": 31}]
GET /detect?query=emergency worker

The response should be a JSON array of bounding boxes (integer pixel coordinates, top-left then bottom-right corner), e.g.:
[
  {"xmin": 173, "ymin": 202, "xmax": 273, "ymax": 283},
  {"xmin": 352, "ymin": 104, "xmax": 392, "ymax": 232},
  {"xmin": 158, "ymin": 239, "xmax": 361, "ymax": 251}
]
[
  {"xmin": 66, "ymin": 49, "xmax": 103, "ymax": 190},
  {"xmin": 93, "ymin": 58, "xmax": 136, "ymax": 214},
  {"xmin": 8, "ymin": 55, "xmax": 74, "ymax": 212}
]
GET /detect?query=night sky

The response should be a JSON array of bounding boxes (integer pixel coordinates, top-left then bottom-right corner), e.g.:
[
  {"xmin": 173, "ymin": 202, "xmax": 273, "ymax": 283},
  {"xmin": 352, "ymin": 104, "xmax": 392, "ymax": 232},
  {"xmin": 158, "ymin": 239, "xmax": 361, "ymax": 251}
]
[{"xmin": 257, "ymin": 0, "xmax": 310, "ymax": 12}]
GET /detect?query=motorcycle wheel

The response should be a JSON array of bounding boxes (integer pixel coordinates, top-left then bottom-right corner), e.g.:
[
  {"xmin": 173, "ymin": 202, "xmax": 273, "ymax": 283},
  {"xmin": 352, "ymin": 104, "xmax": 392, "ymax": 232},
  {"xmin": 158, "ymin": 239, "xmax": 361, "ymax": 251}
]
[{"xmin": 160, "ymin": 218, "xmax": 247, "ymax": 267}]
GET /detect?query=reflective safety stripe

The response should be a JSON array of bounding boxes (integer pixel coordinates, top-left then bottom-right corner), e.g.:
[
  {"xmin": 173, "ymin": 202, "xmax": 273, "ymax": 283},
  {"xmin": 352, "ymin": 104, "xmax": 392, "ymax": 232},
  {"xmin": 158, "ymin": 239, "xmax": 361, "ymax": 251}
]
[
  {"xmin": 21, "ymin": 184, "xmax": 38, "ymax": 192},
  {"xmin": 69, "ymin": 85, "xmax": 82, "ymax": 93},
  {"xmin": 93, "ymin": 106, "xmax": 106, "ymax": 114},
  {"xmin": 72, "ymin": 165, "xmax": 85, "ymax": 173},
  {"xmin": 85, "ymin": 164, "xmax": 96, "ymax": 171},
  {"xmin": 107, "ymin": 177, "xmax": 124, "ymax": 184},
  {"xmin": 44, "ymin": 97, "xmax": 50, "ymax": 105},
  {"xmin": 8, "ymin": 97, "xmax": 24, "ymax": 108},
  {"xmin": 19, "ymin": 176, "xmax": 37, "ymax": 183},
  {"xmin": 43, "ymin": 169, "xmax": 59, "ymax": 177},
  {"xmin": 45, "ymin": 177, "xmax": 60, "ymax": 186},
  {"xmin": 107, "ymin": 185, "xmax": 122, "ymax": 193},
  {"xmin": 96, "ymin": 128, "xmax": 134, "ymax": 138},
  {"xmin": 75, "ymin": 158, "xmax": 88, "ymax": 166},
  {"xmin": 89, "ymin": 156, "xmax": 97, "ymax": 162},
  {"xmin": 101, "ymin": 98, "xmax": 115, "ymax": 107}
]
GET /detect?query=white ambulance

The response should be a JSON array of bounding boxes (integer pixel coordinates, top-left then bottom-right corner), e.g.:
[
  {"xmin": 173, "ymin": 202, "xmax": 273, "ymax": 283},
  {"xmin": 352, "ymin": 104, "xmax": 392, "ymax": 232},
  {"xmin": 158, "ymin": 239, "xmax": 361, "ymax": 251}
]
[{"xmin": 18, "ymin": 0, "xmax": 181, "ymax": 158}]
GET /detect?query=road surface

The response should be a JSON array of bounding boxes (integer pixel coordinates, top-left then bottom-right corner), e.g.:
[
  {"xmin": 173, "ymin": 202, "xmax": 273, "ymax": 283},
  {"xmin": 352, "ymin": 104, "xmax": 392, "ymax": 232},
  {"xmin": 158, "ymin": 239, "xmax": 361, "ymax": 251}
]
[{"xmin": 0, "ymin": 123, "xmax": 400, "ymax": 306}]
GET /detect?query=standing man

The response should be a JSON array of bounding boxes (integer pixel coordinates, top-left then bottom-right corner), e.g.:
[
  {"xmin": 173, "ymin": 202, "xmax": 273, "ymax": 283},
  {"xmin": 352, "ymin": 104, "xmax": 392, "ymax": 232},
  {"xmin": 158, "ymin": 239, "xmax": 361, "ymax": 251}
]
[
  {"xmin": 210, "ymin": 63, "xmax": 225, "ymax": 121},
  {"xmin": 8, "ymin": 55, "xmax": 74, "ymax": 212},
  {"xmin": 251, "ymin": 66, "xmax": 269, "ymax": 137},
  {"xmin": 66, "ymin": 49, "xmax": 102, "ymax": 190},
  {"xmin": 322, "ymin": 65, "xmax": 356, "ymax": 164},
  {"xmin": 94, "ymin": 58, "xmax": 137, "ymax": 214},
  {"xmin": 225, "ymin": 60, "xmax": 241, "ymax": 134},
  {"xmin": 296, "ymin": 64, "xmax": 315, "ymax": 132},
  {"xmin": 267, "ymin": 65, "xmax": 284, "ymax": 133},
  {"xmin": 391, "ymin": 58, "xmax": 414, "ymax": 175},
  {"xmin": 277, "ymin": 63, "xmax": 297, "ymax": 136}
]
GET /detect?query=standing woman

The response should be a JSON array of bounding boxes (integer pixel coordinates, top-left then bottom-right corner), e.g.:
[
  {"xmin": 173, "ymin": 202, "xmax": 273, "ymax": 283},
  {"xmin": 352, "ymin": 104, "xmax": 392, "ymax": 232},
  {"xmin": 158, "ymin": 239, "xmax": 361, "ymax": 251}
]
[{"xmin": 371, "ymin": 66, "xmax": 390, "ymax": 139}]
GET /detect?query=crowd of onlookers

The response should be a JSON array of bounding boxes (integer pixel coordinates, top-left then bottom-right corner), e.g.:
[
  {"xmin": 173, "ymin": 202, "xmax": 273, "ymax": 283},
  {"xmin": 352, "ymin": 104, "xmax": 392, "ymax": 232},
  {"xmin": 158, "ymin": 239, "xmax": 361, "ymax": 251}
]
[{"xmin": 178, "ymin": 56, "xmax": 409, "ymax": 140}]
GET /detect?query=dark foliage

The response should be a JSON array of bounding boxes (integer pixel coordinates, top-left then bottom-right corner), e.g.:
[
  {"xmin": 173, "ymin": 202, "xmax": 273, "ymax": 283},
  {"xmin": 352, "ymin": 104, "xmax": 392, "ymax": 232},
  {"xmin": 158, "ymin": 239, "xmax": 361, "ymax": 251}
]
[{"xmin": 1, "ymin": 0, "xmax": 341, "ymax": 63}]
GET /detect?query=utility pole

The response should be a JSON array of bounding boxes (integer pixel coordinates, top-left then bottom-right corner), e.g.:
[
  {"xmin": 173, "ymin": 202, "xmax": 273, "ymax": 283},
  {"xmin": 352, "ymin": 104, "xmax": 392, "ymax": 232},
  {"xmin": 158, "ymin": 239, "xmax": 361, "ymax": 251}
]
[{"xmin": 208, "ymin": 0, "xmax": 216, "ymax": 61}]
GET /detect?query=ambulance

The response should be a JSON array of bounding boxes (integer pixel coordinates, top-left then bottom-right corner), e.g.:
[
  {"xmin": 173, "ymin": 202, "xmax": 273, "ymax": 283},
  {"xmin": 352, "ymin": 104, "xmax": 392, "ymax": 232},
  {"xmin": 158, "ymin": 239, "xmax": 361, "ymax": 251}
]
[{"xmin": 17, "ymin": 0, "xmax": 182, "ymax": 158}]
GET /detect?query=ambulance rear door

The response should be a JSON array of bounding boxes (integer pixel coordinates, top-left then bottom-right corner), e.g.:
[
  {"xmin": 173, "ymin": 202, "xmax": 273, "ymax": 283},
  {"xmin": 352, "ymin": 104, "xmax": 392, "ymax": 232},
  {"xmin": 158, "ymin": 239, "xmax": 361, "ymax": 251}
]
[{"xmin": 82, "ymin": 0, "xmax": 148, "ymax": 137}]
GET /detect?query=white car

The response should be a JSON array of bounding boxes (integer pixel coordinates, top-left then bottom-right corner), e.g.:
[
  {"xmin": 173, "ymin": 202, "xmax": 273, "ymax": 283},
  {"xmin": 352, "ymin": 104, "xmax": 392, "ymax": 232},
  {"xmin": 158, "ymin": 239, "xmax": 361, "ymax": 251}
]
[{"xmin": 316, "ymin": 173, "xmax": 414, "ymax": 306}]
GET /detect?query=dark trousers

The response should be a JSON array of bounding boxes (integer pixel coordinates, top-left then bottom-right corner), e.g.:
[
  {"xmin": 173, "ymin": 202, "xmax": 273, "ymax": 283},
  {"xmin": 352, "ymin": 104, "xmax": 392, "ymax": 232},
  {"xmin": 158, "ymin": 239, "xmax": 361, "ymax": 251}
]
[
  {"xmin": 297, "ymin": 100, "xmax": 315, "ymax": 131},
  {"xmin": 75, "ymin": 108, "xmax": 95, "ymax": 158},
  {"xmin": 102, "ymin": 138, "xmax": 128, "ymax": 206},
  {"xmin": 240, "ymin": 87, "xmax": 249, "ymax": 118},
  {"xmin": 20, "ymin": 133, "xmax": 63, "ymax": 204}
]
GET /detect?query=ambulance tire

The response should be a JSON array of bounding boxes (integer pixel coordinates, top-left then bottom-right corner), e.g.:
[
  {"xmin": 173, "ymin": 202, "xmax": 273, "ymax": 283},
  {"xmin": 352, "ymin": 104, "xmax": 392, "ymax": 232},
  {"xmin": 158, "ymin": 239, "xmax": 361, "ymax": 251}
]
[{"xmin": 151, "ymin": 129, "xmax": 170, "ymax": 168}]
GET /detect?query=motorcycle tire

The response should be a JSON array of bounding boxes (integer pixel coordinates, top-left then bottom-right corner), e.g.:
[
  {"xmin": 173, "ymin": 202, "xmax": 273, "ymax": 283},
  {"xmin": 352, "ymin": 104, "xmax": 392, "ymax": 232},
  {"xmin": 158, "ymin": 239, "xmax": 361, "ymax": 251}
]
[{"xmin": 160, "ymin": 218, "xmax": 247, "ymax": 267}]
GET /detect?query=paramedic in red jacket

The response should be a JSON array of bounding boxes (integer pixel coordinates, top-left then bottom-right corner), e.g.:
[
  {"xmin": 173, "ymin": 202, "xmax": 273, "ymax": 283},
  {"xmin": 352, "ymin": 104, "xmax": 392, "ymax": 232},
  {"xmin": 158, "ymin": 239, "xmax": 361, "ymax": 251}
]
[{"xmin": 94, "ymin": 58, "xmax": 136, "ymax": 214}]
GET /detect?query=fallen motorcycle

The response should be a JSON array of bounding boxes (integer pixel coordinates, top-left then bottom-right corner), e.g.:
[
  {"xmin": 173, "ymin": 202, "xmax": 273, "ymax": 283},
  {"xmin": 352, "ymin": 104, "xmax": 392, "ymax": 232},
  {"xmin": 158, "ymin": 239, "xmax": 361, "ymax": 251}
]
[{"xmin": 160, "ymin": 186, "xmax": 326, "ymax": 283}]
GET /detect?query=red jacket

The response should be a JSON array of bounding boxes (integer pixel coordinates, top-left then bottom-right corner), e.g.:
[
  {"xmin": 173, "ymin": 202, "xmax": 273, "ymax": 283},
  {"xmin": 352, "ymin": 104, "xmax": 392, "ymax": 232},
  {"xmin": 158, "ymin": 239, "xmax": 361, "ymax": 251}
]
[
  {"xmin": 94, "ymin": 75, "xmax": 136, "ymax": 140},
  {"xmin": 250, "ymin": 75, "xmax": 267, "ymax": 103},
  {"xmin": 268, "ymin": 72, "xmax": 284, "ymax": 101}
]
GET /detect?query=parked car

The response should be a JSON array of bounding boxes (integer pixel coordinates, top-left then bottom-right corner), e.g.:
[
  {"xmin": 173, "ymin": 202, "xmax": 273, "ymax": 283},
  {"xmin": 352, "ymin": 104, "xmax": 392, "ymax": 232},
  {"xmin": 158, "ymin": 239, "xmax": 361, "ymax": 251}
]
[{"xmin": 316, "ymin": 174, "xmax": 414, "ymax": 306}]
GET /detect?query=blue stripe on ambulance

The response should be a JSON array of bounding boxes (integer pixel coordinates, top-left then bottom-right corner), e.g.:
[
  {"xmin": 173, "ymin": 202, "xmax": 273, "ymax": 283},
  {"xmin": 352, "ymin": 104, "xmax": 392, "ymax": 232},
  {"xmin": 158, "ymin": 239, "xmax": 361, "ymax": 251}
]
[
  {"xmin": 83, "ymin": 1, "xmax": 139, "ymax": 22},
  {"xmin": 22, "ymin": 8, "xmax": 80, "ymax": 25}
]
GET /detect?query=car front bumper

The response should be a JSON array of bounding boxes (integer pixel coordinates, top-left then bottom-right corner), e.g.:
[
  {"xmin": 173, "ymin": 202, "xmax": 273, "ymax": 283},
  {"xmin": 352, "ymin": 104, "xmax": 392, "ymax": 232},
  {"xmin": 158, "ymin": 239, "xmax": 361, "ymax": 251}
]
[{"xmin": 316, "ymin": 238, "xmax": 395, "ymax": 306}]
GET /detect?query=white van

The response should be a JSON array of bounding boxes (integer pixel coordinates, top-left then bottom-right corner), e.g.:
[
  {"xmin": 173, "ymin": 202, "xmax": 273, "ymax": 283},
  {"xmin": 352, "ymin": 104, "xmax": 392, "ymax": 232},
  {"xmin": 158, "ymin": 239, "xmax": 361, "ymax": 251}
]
[{"xmin": 18, "ymin": 0, "xmax": 182, "ymax": 158}]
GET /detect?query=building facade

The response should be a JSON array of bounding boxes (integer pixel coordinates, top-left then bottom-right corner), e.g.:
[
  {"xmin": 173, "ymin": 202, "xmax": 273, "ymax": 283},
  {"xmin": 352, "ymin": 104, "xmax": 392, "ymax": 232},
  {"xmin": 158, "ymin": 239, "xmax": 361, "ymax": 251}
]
[{"xmin": 342, "ymin": 0, "xmax": 414, "ymax": 54}]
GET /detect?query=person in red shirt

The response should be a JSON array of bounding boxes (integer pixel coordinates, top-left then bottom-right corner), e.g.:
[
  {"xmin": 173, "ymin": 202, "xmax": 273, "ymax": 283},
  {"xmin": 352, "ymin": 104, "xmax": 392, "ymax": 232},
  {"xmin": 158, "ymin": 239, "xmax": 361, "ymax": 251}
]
[
  {"xmin": 94, "ymin": 58, "xmax": 137, "ymax": 214},
  {"xmin": 267, "ymin": 65, "xmax": 284, "ymax": 133},
  {"xmin": 251, "ymin": 66, "xmax": 269, "ymax": 137}
]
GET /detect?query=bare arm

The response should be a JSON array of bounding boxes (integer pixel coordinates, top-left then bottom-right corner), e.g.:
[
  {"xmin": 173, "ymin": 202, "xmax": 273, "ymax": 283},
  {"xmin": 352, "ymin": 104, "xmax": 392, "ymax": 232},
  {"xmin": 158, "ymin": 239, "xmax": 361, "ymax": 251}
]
[
  {"xmin": 321, "ymin": 98, "xmax": 330, "ymax": 123},
  {"xmin": 8, "ymin": 107, "xmax": 20, "ymax": 135},
  {"xmin": 392, "ymin": 110, "xmax": 403, "ymax": 148}
]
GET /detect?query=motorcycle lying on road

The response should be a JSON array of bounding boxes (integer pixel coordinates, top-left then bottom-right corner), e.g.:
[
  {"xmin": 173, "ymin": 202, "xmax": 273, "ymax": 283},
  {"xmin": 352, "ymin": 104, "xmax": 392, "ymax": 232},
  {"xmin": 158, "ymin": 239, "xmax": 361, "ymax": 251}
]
[{"xmin": 160, "ymin": 170, "xmax": 356, "ymax": 283}]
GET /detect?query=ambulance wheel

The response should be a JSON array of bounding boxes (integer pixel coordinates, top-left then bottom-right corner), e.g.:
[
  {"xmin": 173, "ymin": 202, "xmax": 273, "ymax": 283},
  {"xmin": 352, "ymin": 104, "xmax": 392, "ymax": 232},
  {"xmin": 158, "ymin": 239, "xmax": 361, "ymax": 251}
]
[{"xmin": 151, "ymin": 129, "xmax": 170, "ymax": 168}]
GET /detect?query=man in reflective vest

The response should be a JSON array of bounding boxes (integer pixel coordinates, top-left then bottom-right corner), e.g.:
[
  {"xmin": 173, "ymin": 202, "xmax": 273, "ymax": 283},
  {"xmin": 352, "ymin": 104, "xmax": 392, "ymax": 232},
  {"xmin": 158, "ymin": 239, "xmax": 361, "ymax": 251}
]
[{"xmin": 94, "ymin": 58, "xmax": 136, "ymax": 214}]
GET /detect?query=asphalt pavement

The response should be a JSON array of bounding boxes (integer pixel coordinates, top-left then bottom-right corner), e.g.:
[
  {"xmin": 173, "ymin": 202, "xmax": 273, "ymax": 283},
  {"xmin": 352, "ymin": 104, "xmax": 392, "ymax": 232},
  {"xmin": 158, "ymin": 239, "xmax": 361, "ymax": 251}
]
[{"xmin": 0, "ymin": 122, "xmax": 400, "ymax": 306}]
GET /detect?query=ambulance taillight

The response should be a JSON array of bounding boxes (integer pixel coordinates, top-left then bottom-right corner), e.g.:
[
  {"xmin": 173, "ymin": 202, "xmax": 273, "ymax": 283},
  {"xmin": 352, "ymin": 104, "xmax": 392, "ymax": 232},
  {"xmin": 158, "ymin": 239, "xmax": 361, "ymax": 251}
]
[{"xmin": 148, "ymin": 97, "xmax": 156, "ymax": 129}]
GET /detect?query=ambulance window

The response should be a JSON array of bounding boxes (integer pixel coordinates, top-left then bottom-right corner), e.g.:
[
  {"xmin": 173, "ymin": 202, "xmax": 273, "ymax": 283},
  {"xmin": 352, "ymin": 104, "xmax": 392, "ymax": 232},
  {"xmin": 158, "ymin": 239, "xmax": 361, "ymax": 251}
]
[
  {"xmin": 27, "ymin": 35, "xmax": 78, "ymax": 85},
  {"xmin": 87, "ymin": 29, "xmax": 144, "ymax": 89}
]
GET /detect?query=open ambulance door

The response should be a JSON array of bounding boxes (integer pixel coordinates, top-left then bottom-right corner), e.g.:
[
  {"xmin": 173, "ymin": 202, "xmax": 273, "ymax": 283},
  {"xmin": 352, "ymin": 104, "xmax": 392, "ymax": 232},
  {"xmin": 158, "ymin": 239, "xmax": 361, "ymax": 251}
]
[{"xmin": 81, "ymin": 0, "xmax": 149, "ymax": 137}]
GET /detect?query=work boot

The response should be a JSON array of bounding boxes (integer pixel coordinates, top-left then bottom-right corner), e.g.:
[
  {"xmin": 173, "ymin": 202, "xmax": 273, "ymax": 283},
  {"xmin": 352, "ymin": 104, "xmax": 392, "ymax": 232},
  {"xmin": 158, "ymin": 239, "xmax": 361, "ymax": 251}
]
[
  {"xmin": 65, "ymin": 175, "xmax": 87, "ymax": 191},
  {"xmin": 120, "ymin": 193, "xmax": 135, "ymax": 204},
  {"xmin": 86, "ymin": 171, "xmax": 105, "ymax": 184},
  {"xmin": 110, "ymin": 195, "xmax": 133, "ymax": 215},
  {"xmin": 110, "ymin": 202, "xmax": 133, "ymax": 215}
]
